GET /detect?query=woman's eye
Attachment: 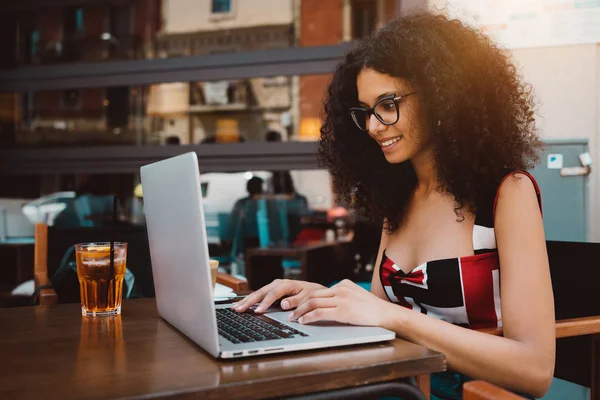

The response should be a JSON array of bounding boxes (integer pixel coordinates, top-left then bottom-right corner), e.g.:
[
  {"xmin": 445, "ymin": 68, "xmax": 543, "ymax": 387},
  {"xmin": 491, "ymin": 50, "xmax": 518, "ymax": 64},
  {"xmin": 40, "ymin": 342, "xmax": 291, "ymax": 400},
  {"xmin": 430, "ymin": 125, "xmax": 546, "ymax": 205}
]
[{"xmin": 380, "ymin": 101, "xmax": 395, "ymax": 110}]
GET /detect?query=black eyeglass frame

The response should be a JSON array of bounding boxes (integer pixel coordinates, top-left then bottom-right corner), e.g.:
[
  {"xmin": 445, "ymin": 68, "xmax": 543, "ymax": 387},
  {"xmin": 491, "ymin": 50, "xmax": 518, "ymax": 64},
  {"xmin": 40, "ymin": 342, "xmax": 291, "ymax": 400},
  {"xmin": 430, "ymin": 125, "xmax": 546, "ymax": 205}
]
[{"xmin": 349, "ymin": 91, "xmax": 419, "ymax": 131}]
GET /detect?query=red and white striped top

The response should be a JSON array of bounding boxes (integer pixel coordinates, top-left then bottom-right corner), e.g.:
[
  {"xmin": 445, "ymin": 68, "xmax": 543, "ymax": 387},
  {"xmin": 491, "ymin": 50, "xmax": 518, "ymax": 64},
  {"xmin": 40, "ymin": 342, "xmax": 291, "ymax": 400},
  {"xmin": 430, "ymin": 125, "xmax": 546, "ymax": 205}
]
[{"xmin": 379, "ymin": 171, "xmax": 542, "ymax": 330}]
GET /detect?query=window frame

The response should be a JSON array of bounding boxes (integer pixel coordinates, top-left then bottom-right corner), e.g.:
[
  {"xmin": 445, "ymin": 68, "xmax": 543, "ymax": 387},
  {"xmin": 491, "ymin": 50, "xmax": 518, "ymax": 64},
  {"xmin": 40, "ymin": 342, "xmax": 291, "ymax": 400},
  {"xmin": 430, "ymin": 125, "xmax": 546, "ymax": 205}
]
[
  {"xmin": 0, "ymin": 39, "xmax": 354, "ymax": 174},
  {"xmin": 210, "ymin": 0, "xmax": 236, "ymax": 21}
]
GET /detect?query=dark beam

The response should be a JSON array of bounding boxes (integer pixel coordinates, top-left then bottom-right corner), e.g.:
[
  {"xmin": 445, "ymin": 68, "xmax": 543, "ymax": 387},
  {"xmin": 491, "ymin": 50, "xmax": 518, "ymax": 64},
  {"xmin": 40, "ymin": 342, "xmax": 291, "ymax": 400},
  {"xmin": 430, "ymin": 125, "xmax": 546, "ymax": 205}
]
[
  {"xmin": 6, "ymin": 0, "xmax": 133, "ymax": 14},
  {"xmin": 0, "ymin": 142, "xmax": 322, "ymax": 175},
  {"xmin": 0, "ymin": 44, "xmax": 353, "ymax": 92}
]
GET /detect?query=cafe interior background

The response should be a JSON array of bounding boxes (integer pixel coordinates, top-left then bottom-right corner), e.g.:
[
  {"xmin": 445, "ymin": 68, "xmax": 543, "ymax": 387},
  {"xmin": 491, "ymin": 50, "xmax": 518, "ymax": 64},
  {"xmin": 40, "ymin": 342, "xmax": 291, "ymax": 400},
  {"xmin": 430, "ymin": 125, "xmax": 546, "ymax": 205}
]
[{"xmin": 0, "ymin": 1, "xmax": 598, "ymax": 399}]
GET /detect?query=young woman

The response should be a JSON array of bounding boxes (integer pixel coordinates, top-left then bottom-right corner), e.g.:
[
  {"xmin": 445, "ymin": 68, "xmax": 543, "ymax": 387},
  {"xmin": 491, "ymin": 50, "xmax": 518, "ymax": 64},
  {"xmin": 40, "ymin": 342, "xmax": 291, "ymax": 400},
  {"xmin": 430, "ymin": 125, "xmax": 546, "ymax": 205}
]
[{"xmin": 233, "ymin": 11, "xmax": 555, "ymax": 399}]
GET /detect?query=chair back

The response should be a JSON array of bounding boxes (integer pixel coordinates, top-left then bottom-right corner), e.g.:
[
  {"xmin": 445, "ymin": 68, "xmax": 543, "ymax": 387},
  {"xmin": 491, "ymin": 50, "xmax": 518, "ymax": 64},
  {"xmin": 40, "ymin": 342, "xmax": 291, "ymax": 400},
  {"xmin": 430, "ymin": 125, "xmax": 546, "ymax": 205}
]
[
  {"xmin": 547, "ymin": 240, "xmax": 600, "ymax": 321},
  {"xmin": 546, "ymin": 240, "xmax": 600, "ymax": 390},
  {"xmin": 73, "ymin": 195, "xmax": 114, "ymax": 227},
  {"xmin": 257, "ymin": 196, "xmax": 310, "ymax": 246},
  {"xmin": 46, "ymin": 225, "xmax": 154, "ymax": 302},
  {"xmin": 273, "ymin": 195, "xmax": 310, "ymax": 245}
]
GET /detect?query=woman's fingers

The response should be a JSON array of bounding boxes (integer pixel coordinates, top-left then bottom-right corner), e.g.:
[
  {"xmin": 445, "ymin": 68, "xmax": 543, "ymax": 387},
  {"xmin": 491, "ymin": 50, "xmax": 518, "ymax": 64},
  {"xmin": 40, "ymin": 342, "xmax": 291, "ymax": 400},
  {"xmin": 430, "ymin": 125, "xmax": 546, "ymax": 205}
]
[
  {"xmin": 232, "ymin": 281, "xmax": 277, "ymax": 312},
  {"xmin": 280, "ymin": 292, "xmax": 306, "ymax": 310},
  {"xmin": 298, "ymin": 307, "xmax": 337, "ymax": 325},
  {"xmin": 233, "ymin": 279, "xmax": 299, "ymax": 313},
  {"xmin": 255, "ymin": 288, "xmax": 287, "ymax": 313},
  {"xmin": 306, "ymin": 287, "xmax": 338, "ymax": 299},
  {"xmin": 289, "ymin": 297, "xmax": 337, "ymax": 322}
]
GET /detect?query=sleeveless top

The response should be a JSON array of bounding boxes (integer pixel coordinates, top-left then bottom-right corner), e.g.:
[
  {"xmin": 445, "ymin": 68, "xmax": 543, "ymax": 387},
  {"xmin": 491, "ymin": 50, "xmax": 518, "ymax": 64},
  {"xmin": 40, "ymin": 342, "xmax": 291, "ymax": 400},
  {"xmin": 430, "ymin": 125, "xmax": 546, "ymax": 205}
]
[{"xmin": 379, "ymin": 171, "xmax": 542, "ymax": 330}]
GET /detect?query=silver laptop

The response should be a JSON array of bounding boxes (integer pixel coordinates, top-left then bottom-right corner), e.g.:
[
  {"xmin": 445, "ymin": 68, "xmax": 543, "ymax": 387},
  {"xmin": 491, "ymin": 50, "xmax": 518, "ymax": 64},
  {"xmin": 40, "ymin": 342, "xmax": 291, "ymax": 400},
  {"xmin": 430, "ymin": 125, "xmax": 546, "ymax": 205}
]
[{"xmin": 140, "ymin": 152, "xmax": 395, "ymax": 359}]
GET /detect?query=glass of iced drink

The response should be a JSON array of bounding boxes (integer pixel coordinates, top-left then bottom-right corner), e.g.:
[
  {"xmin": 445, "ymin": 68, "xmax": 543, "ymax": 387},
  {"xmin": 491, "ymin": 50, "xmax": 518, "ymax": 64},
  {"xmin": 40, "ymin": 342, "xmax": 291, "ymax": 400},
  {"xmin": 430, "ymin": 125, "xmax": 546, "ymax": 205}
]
[{"xmin": 75, "ymin": 242, "xmax": 127, "ymax": 316}]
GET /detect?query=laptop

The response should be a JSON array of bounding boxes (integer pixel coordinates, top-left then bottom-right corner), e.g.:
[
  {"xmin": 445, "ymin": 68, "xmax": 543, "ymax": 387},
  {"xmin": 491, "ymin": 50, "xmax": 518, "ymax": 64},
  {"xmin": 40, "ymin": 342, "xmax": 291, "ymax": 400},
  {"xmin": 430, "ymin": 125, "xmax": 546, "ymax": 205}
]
[{"xmin": 140, "ymin": 152, "xmax": 395, "ymax": 359}]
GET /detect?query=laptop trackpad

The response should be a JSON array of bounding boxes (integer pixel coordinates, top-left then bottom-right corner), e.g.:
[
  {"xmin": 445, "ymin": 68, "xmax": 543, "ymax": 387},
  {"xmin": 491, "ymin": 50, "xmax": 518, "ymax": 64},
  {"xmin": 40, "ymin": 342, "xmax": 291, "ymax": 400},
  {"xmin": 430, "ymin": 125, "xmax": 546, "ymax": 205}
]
[{"xmin": 263, "ymin": 309, "xmax": 373, "ymax": 334}]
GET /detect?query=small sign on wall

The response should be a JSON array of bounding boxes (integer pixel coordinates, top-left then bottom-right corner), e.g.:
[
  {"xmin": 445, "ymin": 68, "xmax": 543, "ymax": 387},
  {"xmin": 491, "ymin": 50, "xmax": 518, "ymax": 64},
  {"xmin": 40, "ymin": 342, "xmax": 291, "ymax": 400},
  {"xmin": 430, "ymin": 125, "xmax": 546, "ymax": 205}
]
[{"xmin": 547, "ymin": 154, "xmax": 563, "ymax": 169}]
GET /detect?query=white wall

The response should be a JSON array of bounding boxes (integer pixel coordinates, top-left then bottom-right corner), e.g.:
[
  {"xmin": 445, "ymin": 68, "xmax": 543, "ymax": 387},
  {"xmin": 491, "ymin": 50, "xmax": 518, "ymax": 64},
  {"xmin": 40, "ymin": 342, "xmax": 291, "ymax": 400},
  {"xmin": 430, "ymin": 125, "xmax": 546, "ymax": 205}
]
[
  {"xmin": 161, "ymin": 0, "xmax": 293, "ymax": 34},
  {"xmin": 291, "ymin": 170, "xmax": 333, "ymax": 210},
  {"xmin": 399, "ymin": 0, "xmax": 428, "ymax": 14},
  {"xmin": 422, "ymin": 0, "xmax": 600, "ymax": 241},
  {"xmin": 511, "ymin": 45, "xmax": 599, "ymax": 241}
]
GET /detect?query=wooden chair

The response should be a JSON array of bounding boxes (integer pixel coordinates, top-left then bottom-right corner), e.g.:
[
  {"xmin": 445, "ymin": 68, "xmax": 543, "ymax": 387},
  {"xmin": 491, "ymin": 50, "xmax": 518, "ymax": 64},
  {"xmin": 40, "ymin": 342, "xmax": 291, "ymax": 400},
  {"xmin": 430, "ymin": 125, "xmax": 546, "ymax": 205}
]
[
  {"xmin": 465, "ymin": 240, "xmax": 600, "ymax": 400},
  {"xmin": 467, "ymin": 317, "xmax": 600, "ymax": 399},
  {"xmin": 33, "ymin": 224, "xmax": 58, "ymax": 306},
  {"xmin": 287, "ymin": 381, "xmax": 426, "ymax": 400},
  {"xmin": 463, "ymin": 381, "xmax": 526, "ymax": 400},
  {"xmin": 33, "ymin": 223, "xmax": 247, "ymax": 305},
  {"xmin": 216, "ymin": 272, "xmax": 249, "ymax": 293}
]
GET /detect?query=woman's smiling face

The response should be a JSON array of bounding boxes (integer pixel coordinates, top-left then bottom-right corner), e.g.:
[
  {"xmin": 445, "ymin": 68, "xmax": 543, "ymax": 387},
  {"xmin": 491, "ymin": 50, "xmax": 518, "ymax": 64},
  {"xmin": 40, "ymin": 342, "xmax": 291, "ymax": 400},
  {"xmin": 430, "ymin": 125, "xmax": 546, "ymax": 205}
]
[{"xmin": 356, "ymin": 68, "xmax": 432, "ymax": 164}]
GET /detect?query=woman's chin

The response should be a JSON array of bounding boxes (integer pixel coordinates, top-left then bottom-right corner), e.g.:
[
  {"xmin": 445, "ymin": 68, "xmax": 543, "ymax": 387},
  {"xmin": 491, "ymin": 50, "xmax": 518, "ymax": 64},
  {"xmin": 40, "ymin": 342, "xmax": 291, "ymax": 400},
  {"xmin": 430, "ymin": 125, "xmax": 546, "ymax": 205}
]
[{"xmin": 383, "ymin": 151, "xmax": 408, "ymax": 164}]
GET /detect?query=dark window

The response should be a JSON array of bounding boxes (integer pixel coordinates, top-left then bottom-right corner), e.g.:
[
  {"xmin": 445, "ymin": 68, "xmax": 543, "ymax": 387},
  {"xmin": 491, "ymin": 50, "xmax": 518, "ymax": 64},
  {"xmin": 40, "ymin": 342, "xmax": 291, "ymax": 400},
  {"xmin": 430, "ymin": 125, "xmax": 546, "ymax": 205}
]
[
  {"xmin": 110, "ymin": 5, "xmax": 132, "ymax": 37},
  {"xmin": 109, "ymin": 5, "xmax": 133, "ymax": 57},
  {"xmin": 0, "ymin": 15, "xmax": 17, "ymax": 68},
  {"xmin": 64, "ymin": 7, "xmax": 84, "ymax": 36},
  {"xmin": 60, "ymin": 174, "xmax": 77, "ymax": 192},
  {"xmin": 106, "ymin": 86, "xmax": 130, "ymax": 128},
  {"xmin": 0, "ymin": 175, "xmax": 41, "ymax": 198},
  {"xmin": 76, "ymin": 9, "xmax": 84, "ymax": 32},
  {"xmin": 61, "ymin": 89, "xmax": 81, "ymax": 109},
  {"xmin": 21, "ymin": 92, "xmax": 36, "ymax": 125},
  {"xmin": 26, "ymin": 30, "xmax": 39, "ymax": 63},
  {"xmin": 212, "ymin": 0, "xmax": 232, "ymax": 13},
  {"xmin": 351, "ymin": 0, "xmax": 377, "ymax": 39}
]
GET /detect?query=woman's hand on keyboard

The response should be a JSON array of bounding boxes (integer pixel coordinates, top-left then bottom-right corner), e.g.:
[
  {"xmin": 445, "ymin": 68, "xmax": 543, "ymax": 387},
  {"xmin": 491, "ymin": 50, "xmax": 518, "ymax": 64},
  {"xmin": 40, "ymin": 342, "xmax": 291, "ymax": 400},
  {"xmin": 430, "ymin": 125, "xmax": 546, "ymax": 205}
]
[
  {"xmin": 232, "ymin": 279, "xmax": 326, "ymax": 314},
  {"xmin": 288, "ymin": 279, "xmax": 392, "ymax": 326}
]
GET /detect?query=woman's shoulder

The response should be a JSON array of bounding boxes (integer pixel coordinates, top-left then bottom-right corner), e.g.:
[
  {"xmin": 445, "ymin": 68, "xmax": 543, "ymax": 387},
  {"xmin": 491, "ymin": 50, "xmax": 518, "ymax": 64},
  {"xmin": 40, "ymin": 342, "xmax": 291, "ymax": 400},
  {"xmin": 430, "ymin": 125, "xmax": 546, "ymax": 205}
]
[
  {"xmin": 476, "ymin": 169, "xmax": 541, "ymax": 227},
  {"xmin": 494, "ymin": 171, "xmax": 542, "ymax": 215},
  {"xmin": 497, "ymin": 171, "xmax": 539, "ymax": 192}
]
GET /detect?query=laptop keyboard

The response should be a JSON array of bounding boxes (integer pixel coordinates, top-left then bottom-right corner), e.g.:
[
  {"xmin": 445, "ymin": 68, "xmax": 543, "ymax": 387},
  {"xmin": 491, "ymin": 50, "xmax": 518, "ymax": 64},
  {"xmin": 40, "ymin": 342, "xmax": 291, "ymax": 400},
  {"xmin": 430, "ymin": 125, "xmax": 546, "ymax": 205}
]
[{"xmin": 216, "ymin": 308, "xmax": 309, "ymax": 344}]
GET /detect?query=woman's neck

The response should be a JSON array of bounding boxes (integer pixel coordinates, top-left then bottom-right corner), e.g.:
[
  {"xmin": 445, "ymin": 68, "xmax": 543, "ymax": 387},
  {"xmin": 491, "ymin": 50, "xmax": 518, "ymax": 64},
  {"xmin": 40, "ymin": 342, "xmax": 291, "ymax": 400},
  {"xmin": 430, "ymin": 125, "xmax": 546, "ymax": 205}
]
[{"xmin": 411, "ymin": 147, "xmax": 438, "ymax": 197}]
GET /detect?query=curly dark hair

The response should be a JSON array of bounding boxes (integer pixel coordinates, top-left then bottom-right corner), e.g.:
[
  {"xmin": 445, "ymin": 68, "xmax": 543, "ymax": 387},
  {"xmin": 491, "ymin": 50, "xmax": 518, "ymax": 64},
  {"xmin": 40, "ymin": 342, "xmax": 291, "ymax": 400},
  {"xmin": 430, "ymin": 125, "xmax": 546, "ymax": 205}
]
[{"xmin": 318, "ymin": 11, "xmax": 541, "ymax": 233}]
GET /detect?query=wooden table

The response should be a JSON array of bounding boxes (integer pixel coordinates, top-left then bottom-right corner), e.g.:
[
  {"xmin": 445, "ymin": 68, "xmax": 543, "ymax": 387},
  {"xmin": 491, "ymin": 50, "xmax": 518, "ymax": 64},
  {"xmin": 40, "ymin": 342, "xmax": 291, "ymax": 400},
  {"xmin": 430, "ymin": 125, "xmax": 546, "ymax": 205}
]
[
  {"xmin": 245, "ymin": 241, "xmax": 352, "ymax": 290},
  {"xmin": 0, "ymin": 299, "xmax": 446, "ymax": 400}
]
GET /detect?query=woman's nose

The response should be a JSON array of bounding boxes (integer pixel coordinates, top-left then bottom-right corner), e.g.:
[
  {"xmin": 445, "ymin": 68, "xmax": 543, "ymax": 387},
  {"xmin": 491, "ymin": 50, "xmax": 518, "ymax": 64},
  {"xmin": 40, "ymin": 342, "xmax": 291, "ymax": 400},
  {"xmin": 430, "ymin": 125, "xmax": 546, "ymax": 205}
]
[{"xmin": 368, "ymin": 114, "xmax": 386, "ymax": 136}]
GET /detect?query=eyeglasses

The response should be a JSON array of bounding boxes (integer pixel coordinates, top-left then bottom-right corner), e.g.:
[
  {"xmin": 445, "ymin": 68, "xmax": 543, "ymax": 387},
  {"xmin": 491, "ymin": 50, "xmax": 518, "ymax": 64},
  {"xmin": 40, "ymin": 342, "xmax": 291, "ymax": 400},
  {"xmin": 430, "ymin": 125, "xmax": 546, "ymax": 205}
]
[{"xmin": 349, "ymin": 91, "xmax": 419, "ymax": 131}]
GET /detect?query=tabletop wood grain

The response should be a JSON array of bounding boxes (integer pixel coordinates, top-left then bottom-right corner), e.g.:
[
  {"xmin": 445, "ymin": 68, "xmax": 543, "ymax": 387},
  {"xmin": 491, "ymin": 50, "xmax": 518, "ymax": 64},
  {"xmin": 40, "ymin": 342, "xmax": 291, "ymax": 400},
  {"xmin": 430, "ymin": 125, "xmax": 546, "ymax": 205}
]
[{"xmin": 0, "ymin": 298, "xmax": 446, "ymax": 400}]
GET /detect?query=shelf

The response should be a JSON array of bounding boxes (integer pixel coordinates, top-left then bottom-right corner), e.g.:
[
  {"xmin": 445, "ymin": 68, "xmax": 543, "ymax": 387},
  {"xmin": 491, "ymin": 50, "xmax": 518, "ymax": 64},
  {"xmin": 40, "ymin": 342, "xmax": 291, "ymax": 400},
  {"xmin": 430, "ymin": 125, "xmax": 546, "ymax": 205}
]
[
  {"xmin": 0, "ymin": 141, "xmax": 321, "ymax": 175},
  {"xmin": 0, "ymin": 43, "xmax": 353, "ymax": 92}
]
